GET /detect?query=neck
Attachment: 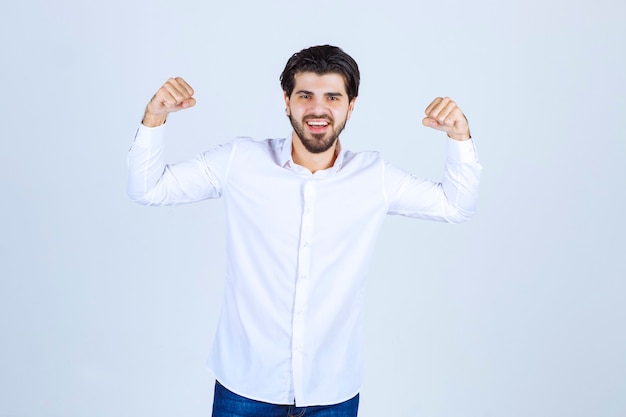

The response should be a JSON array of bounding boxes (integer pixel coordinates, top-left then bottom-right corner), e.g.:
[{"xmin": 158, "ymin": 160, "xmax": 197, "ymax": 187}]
[{"xmin": 291, "ymin": 132, "xmax": 339, "ymax": 173}]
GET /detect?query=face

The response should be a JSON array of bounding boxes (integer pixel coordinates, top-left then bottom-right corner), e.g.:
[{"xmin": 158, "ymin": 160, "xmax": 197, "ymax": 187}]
[{"xmin": 284, "ymin": 72, "xmax": 356, "ymax": 154}]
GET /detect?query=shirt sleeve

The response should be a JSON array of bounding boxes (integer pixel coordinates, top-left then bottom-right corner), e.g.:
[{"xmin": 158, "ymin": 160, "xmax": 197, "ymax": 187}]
[
  {"xmin": 384, "ymin": 138, "xmax": 482, "ymax": 223},
  {"xmin": 127, "ymin": 124, "xmax": 234, "ymax": 206}
]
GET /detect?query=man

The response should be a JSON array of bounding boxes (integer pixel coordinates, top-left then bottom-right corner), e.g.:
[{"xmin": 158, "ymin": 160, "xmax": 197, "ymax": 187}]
[{"xmin": 128, "ymin": 45, "xmax": 482, "ymax": 417}]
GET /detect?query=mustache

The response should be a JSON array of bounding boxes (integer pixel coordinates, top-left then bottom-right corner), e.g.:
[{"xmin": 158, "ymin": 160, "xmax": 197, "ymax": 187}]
[{"xmin": 303, "ymin": 114, "xmax": 333, "ymax": 123}]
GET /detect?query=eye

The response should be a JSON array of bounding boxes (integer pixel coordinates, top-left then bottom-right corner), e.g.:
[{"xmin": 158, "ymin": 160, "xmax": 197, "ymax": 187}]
[{"xmin": 299, "ymin": 94, "xmax": 310, "ymax": 99}]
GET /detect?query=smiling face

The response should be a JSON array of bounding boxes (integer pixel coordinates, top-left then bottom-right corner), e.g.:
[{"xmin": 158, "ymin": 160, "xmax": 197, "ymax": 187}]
[{"xmin": 284, "ymin": 71, "xmax": 356, "ymax": 154}]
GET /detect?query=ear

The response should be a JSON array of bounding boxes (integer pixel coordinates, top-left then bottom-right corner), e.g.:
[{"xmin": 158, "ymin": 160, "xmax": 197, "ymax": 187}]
[
  {"xmin": 346, "ymin": 97, "xmax": 357, "ymax": 120},
  {"xmin": 283, "ymin": 91, "xmax": 291, "ymax": 116}
]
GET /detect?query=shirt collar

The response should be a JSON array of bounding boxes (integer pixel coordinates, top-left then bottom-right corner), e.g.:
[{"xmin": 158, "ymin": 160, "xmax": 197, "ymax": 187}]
[{"xmin": 279, "ymin": 135, "xmax": 346, "ymax": 173}]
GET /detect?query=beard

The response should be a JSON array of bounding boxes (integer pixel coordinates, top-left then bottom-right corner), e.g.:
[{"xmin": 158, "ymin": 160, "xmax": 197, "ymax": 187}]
[{"xmin": 288, "ymin": 113, "xmax": 348, "ymax": 154}]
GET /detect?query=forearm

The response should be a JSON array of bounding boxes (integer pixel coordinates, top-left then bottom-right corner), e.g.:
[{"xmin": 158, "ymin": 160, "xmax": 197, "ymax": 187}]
[
  {"xmin": 127, "ymin": 124, "xmax": 168, "ymax": 205},
  {"xmin": 439, "ymin": 137, "xmax": 482, "ymax": 222}
]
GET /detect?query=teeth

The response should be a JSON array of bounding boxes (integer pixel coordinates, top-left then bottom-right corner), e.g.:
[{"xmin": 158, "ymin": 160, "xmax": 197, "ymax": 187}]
[{"xmin": 307, "ymin": 121, "xmax": 328, "ymax": 126}]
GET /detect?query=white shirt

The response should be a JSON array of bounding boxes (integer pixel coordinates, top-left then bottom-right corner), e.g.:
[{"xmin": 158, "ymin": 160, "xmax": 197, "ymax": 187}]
[{"xmin": 127, "ymin": 124, "xmax": 482, "ymax": 406}]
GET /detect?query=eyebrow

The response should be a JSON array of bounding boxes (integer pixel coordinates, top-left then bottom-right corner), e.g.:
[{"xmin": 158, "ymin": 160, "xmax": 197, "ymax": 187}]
[{"xmin": 295, "ymin": 90, "xmax": 344, "ymax": 97}]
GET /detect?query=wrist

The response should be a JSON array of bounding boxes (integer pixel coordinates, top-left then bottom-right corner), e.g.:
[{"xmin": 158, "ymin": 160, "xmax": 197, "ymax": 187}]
[
  {"xmin": 142, "ymin": 109, "xmax": 167, "ymax": 127},
  {"xmin": 447, "ymin": 131, "xmax": 471, "ymax": 141}
]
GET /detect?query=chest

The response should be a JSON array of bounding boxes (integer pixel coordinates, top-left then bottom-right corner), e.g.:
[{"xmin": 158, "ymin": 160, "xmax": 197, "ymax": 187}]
[{"xmin": 222, "ymin": 157, "xmax": 387, "ymax": 238}]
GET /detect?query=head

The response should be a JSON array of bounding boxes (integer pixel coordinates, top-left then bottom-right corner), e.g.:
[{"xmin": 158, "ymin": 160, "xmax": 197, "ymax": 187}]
[
  {"xmin": 280, "ymin": 45, "xmax": 360, "ymax": 154},
  {"xmin": 280, "ymin": 45, "xmax": 360, "ymax": 102}
]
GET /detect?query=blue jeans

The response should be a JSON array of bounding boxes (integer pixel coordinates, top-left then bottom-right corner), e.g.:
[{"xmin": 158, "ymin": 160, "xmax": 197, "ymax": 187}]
[{"xmin": 212, "ymin": 381, "xmax": 359, "ymax": 417}]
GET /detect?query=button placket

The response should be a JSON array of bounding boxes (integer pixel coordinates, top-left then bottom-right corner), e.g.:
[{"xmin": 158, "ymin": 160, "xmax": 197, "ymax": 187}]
[{"xmin": 291, "ymin": 179, "xmax": 316, "ymax": 404}]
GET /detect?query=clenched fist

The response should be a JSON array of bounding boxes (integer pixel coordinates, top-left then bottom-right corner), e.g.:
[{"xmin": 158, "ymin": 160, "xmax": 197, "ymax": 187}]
[
  {"xmin": 422, "ymin": 97, "xmax": 471, "ymax": 141},
  {"xmin": 142, "ymin": 77, "xmax": 196, "ymax": 127}
]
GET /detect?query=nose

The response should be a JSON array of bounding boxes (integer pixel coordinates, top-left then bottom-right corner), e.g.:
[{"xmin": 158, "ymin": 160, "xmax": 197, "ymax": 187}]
[{"xmin": 308, "ymin": 96, "xmax": 328, "ymax": 115}]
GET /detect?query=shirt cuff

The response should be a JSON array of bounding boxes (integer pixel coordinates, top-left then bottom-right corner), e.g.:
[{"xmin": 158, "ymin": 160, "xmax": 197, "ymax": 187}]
[
  {"xmin": 446, "ymin": 136, "xmax": 479, "ymax": 164},
  {"xmin": 132, "ymin": 123, "xmax": 166, "ymax": 148}
]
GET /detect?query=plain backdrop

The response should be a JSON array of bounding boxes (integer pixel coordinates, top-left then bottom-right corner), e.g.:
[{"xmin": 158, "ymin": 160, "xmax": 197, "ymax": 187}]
[{"xmin": 1, "ymin": 1, "xmax": 625, "ymax": 416}]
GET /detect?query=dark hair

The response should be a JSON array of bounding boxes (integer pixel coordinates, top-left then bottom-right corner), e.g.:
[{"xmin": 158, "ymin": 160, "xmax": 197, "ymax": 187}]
[{"xmin": 280, "ymin": 45, "xmax": 360, "ymax": 101}]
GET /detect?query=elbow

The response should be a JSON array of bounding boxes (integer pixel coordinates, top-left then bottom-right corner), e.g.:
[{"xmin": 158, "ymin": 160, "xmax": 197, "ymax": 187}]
[
  {"xmin": 128, "ymin": 194, "xmax": 149, "ymax": 206},
  {"xmin": 127, "ymin": 176, "xmax": 162, "ymax": 206},
  {"xmin": 447, "ymin": 211, "xmax": 475, "ymax": 224},
  {"xmin": 441, "ymin": 185, "xmax": 479, "ymax": 224},
  {"xmin": 127, "ymin": 187, "xmax": 153, "ymax": 206},
  {"xmin": 444, "ymin": 204, "xmax": 478, "ymax": 224}
]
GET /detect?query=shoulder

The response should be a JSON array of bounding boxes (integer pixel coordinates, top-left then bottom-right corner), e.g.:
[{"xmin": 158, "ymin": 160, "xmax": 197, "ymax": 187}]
[
  {"xmin": 229, "ymin": 136, "xmax": 286, "ymax": 150},
  {"xmin": 223, "ymin": 137, "xmax": 288, "ymax": 166},
  {"xmin": 341, "ymin": 148, "xmax": 384, "ymax": 168},
  {"xmin": 205, "ymin": 137, "xmax": 284, "ymax": 155}
]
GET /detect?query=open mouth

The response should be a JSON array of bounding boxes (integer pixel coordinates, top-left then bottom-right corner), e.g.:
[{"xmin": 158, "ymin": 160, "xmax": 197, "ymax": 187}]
[{"xmin": 306, "ymin": 119, "xmax": 330, "ymax": 133}]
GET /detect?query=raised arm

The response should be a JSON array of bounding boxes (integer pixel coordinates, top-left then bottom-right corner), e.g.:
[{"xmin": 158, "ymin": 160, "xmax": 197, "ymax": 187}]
[
  {"xmin": 385, "ymin": 97, "xmax": 481, "ymax": 223},
  {"xmin": 127, "ymin": 78, "xmax": 227, "ymax": 206}
]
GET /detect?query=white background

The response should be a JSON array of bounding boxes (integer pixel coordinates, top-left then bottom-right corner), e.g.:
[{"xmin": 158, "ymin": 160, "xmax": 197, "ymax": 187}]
[{"xmin": 1, "ymin": 0, "xmax": 624, "ymax": 416}]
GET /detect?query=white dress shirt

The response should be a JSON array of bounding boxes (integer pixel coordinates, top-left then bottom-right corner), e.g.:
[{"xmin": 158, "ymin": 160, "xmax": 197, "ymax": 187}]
[{"xmin": 127, "ymin": 124, "xmax": 482, "ymax": 406}]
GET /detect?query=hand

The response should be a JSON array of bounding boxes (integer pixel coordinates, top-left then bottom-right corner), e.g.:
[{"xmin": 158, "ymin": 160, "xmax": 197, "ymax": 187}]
[
  {"xmin": 142, "ymin": 77, "xmax": 196, "ymax": 127},
  {"xmin": 422, "ymin": 97, "xmax": 471, "ymax": 141}
]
